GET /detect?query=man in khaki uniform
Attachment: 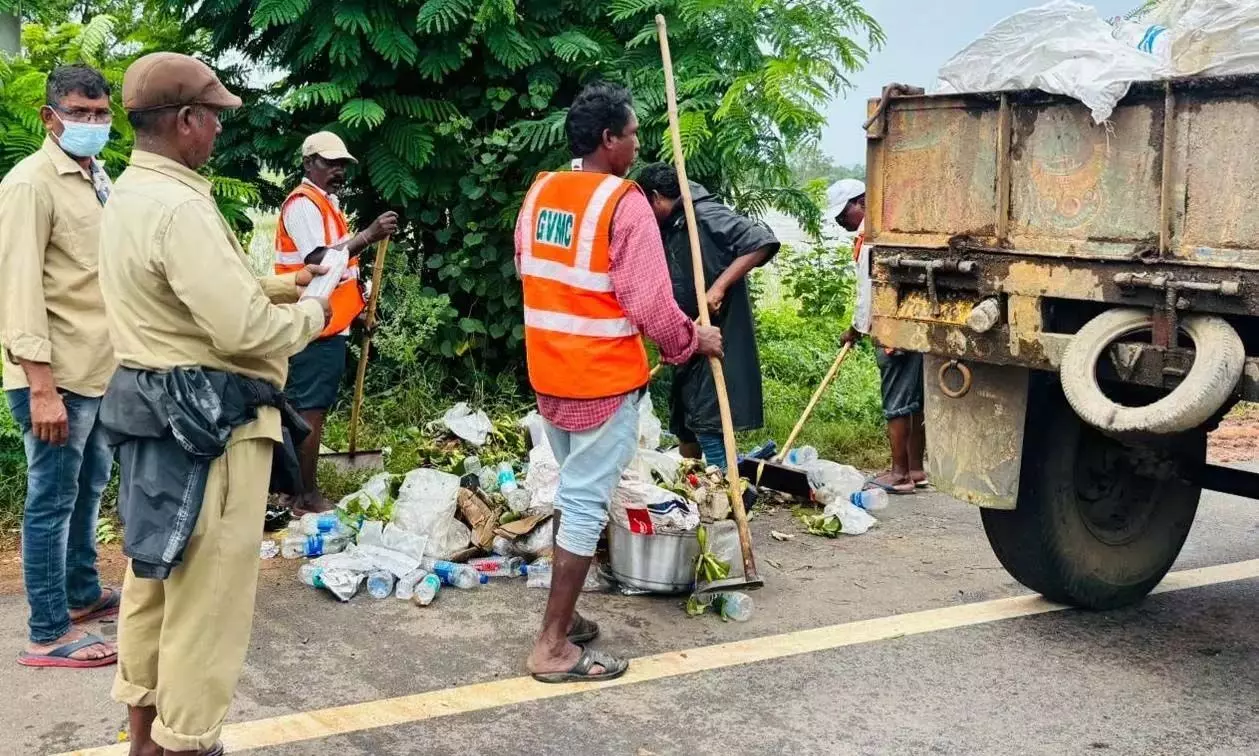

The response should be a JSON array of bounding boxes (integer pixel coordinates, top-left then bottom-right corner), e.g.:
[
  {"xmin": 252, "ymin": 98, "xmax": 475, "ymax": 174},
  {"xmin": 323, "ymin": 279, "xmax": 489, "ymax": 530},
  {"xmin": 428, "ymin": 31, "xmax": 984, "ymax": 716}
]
[
  {"xmin": 0, "ymin": 64, "xmax": 120, "ymax": 668},
  {"xmin": 100, "ymin": 53, "xmax": 329, "ymax": 756}
]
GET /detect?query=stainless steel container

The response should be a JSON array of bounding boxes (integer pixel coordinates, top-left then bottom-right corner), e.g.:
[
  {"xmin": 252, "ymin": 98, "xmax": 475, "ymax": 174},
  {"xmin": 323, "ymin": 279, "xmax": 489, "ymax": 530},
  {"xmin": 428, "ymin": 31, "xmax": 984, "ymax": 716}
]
[{"xmin": 606, "ymin": 521, "xmax": 699, "ymax": 594}]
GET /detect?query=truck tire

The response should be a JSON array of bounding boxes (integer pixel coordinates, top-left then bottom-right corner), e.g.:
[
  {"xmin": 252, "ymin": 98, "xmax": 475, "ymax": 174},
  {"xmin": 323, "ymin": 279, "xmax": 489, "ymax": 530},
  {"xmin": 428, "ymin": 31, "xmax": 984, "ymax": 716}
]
[
  {"xmin": 1061, "ymin": 308, "xmax": 1243, "ymax": 436},
  {"xmin": 981, "ymin": 381, "xmax": 1204, "ymax": 610}
]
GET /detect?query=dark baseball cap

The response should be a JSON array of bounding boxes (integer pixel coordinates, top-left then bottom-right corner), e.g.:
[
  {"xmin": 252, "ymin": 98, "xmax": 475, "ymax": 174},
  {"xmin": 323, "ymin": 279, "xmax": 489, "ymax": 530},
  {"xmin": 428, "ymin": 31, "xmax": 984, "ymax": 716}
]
[{"xmin": 122, "ymin": 52, "xmax": 242, "ymax": 112}]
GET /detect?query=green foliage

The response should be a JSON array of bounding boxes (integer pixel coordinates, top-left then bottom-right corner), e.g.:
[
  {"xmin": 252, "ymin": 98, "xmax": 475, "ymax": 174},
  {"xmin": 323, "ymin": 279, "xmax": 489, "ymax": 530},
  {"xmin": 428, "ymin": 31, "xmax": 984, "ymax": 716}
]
[
  {"xmin": 778, "ymin": 240, "xmax": 857, "ymax": 320},
  {"xmin": 789, "ymin": 140, "xmax": 866, "ymax": 186},
  {"xmin": 0, "ymin": 1, "xmax": 264, "ymax": 234},
  {"xmin": 172, "ymin": 0, "xmax": 883, "ymax": 372}
]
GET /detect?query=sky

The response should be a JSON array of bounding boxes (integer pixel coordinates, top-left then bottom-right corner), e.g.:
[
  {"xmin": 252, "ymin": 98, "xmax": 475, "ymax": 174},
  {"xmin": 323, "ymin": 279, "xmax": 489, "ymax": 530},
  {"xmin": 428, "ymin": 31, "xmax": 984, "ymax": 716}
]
[{"xmin": 821, "ymin": 0, "xmax": 1138, "ymax": 164}]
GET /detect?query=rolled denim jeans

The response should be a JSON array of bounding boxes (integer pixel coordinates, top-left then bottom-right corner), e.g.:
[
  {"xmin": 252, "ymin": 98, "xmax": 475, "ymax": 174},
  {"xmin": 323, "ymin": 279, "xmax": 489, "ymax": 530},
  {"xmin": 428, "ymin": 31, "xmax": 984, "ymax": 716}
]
[{"xmin": 6, "ymin": 388, "xmax": 112, "ymax": 644}]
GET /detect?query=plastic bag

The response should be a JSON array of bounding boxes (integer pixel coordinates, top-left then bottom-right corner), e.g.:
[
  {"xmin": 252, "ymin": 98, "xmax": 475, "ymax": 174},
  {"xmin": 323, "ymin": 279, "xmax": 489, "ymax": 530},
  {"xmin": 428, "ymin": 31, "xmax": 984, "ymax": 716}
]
[
  {"xmin": 1166, "ymin": 0, "xmax": 1259, "ymax": 77},
  {"xmin": 524, "ymin": 444, "xmax": 559, "ymax": 514},
  {"xmin": 634, "ymin": 448, "xmax": 682, "ymax": 484},
  {"xmin": 935, "ymin": 0, "xmax": 1164, "ymax": 123},
  {"xmin": 519, "ymin": 411, "xmax": 551, "ymax": 453},
  {"xmin": 381, "ymin": 523, "xmax": 428, "ymax": 561},
  {"xmin": 612, "ymin": 472, "xmax": 699, "ymax": 534},
  {"xmin": 356, "ymin": 544, "xmax": 423, "ymax": 578},
  {"xmin": 393, "ymin": 468, "xmax": 470, "ymax": 559},
  {"xmin": 822, "ymin": 498, "xmax": 879, "ymax": 536},
  {"xmin": 442, "ymin": 402, "xmax": 493, "ymax": 447},
  {"xmin": 801, "ymin": 460, "xmax": 867, "ymax": 504},
  {"xmin": 638, "ymin": 393, "xmax": 662, "ymax": 451},
  {"xmin": 337, "ymin": 472, "xmax": 393, "ymax": 515}
]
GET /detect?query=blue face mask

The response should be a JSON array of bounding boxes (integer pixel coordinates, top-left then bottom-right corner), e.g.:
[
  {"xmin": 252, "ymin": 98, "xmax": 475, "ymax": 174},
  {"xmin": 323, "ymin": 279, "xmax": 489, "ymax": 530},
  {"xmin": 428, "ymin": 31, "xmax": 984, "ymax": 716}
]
[{"xmin": 52, "ymin": 111, "xmax": 110, "ymax": 158}]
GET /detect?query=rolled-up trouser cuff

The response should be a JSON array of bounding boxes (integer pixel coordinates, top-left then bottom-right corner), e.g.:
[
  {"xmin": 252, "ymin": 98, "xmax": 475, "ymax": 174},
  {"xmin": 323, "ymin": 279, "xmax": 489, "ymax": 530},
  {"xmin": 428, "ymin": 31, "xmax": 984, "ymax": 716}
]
[
  {"xmin": 110, "ymin": 673, "xmax": 156, "ymax": 708},
  {"xmin": 555, "ymin": 499, "xmax": 608, "ymax": 557},
  {"xmin": 151, "ymin": 715, "xmax": 223, "ymax": 753}
]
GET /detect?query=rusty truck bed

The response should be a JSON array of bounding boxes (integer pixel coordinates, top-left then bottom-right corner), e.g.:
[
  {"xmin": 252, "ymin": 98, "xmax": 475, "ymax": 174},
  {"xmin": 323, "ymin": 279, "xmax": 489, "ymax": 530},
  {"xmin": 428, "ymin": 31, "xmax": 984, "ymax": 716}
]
[{"xmin": 865, "ymin": 75, "xmax": 1259, "ymax": 269}]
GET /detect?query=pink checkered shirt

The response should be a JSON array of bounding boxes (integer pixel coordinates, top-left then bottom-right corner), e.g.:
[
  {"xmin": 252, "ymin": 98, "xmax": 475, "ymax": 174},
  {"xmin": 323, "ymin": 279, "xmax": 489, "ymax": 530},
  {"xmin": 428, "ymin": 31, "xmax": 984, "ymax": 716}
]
[{"xmin": 515, "ymin": 185, "xmax": 698, "ymax": 432}]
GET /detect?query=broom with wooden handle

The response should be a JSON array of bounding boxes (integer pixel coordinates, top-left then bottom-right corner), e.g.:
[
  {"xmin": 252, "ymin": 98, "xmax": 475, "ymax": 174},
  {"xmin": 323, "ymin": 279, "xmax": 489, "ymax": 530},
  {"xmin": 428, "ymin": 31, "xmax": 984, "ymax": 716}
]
[{"xmin": 657, "ymin": 14, "xmax": 762, "ymax": 592}]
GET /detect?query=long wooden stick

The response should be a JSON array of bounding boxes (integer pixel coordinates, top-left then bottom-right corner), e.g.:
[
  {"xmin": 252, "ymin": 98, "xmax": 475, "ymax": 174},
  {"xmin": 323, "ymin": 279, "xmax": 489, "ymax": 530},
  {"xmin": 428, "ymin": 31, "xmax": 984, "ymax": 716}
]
[
  {"xmin": 775, "ymin": 343, "xmax": 852, "ymax": 462},
  {"xmin": 347, "ymin": 237, "xmax": 390, "ymax": 457},
  {"xmin": 657, "ymin": 15, "xmax": 757, "ymax": 584}
]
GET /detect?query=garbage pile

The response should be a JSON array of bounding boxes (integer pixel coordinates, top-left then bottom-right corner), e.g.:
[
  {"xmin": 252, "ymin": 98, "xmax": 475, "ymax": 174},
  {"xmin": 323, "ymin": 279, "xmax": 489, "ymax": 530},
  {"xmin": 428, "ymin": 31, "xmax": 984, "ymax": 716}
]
[{"xmin": 266, "ymin": 397, "xmax": 888, "ymax": 616}]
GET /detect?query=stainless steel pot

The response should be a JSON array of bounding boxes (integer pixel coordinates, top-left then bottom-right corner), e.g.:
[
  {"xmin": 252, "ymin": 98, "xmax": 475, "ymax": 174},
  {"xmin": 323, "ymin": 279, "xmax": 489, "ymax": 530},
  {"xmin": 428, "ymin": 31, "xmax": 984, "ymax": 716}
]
[{"xmin": 606, "ymin": 521, "xmax": 698, "ymax": 594}]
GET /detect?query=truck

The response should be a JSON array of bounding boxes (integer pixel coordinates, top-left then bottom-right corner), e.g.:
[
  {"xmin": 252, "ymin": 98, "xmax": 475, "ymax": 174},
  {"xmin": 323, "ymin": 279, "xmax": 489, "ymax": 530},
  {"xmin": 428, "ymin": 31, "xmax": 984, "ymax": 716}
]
[{"xmin": 862, "ymin": 75, "xmax": 1259, "ymax": 610}]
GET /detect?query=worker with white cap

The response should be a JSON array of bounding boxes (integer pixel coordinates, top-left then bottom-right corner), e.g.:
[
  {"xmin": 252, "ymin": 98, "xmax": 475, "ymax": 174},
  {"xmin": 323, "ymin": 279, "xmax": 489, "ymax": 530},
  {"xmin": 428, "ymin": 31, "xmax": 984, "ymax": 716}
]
[
  {"xmin": 833, "ymin": 178, "xmax": 927, "ymax": 496},
  {"xmin": 274, "ymin": 131, "xmax": 398, "ymax": 516}
]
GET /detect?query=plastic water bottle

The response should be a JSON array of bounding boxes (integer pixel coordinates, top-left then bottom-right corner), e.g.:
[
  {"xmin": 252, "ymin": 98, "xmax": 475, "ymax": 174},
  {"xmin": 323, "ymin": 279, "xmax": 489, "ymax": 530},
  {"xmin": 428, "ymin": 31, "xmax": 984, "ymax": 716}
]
[
  {"xmin": 850, "ymin": 488, "xmax": 889, "ymax": 513},
  {"xmin": 497, "ymin": 462, "xmax": 519, "ymax": 493},
  {"xmin": 299, "ymin": 512, "xmax": 343, "ymax": 536},
  {"xmin": 395, "ymin": 569, "xmax": 430, "ymax": 600},
  {"xmin": 784, "ymin": 446, "xmax": 819, "ymax": 466},
  {"xmin": 366, "ymin": 570, "xmax": 396, "ymax": 599},
  {"xmin": 281, "ymin": 532, "xmax": 349, "ymax": 559},
  {"xmin": 526, "ymin": 560, "xmax": 552, "ymax": 589},
  {"xmin": 467, "ymin": 556, "xmax": 527, "ymax": 578},
  {"xmin": 715, "ymin": 592, "xmax": 754, "ymax": 622},
  {"xmin": 411, "ymin": 574, "xmax": 441, "ymax": 607},
  {"xmin": 419, "ymin": 557, "xmax": 486, "ymax": 589},
  {"xmin": 298, "ymin": 563, "xmax": 326, "ymax": 588}
]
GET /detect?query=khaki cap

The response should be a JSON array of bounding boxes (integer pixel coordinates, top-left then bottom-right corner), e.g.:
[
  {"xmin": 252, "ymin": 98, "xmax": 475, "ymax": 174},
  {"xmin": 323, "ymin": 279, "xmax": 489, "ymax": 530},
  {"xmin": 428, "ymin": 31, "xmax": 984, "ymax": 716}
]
[
  {"xmin": 302, "ymin": 131, "xmax": 357, "ymax": 164},
  {"xmin": 123, "ymin": 52, "xmax": 242, "ymax": 112}
]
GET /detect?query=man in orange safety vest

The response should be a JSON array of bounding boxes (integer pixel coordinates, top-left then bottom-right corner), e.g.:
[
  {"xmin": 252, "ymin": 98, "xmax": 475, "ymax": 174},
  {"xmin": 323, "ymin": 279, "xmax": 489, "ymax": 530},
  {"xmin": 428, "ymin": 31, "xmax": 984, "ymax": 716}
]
[{"xmin": 275, "ymin": 131, "xmax": 398, "ymax": 515}]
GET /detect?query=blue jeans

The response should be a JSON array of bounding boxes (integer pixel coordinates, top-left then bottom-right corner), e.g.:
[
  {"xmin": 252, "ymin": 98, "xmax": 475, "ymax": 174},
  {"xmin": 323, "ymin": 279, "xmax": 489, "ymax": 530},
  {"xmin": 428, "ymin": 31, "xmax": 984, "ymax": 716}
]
[
  {"xmin": 544, "ymin": 394, "xmax": 641, "ymax": 557},
  {"xmin": 7, "ymin": 389, "xmax": 112, "ymax": 644},
  {"xmin": 696, "ymin": 433, "xmax": 728, "ymax": 471}
]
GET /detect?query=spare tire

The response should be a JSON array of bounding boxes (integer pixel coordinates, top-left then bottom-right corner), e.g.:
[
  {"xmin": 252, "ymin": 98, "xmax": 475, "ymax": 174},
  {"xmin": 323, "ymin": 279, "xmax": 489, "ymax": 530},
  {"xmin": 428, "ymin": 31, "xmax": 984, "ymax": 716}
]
[{"xmin": 1061, "ymin": 308, "xmax": 1243, "ymax": 436}]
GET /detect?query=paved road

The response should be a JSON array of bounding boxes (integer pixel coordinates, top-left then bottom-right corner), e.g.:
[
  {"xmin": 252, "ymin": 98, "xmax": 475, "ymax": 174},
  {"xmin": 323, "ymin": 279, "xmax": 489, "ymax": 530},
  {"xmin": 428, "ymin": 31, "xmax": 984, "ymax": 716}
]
[{"xmin": 5, "ymin": 487, "xmax": 1258, "ymax": 756}]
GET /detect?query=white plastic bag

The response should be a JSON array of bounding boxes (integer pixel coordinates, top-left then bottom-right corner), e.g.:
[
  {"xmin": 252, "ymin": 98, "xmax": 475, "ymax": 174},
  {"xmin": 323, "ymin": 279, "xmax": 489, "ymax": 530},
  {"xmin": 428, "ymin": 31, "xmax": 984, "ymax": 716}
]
[
  {"xmin": 801, "ymin": 460, "xmax": 867, "ymax": 504},
  {"xmin": 822, "ymin": 498, "xmax": 879, "ymax": 536},
  {"xmin": 611, "ymin": 471, "xmax": 699, "ymax": 533},
  {"xmin": 381, "ymin": 523, "xmax": 428, "ymax": 561},
  {"xmin": 393, "ymin": 468, "xmax": 470, "ymax": 559},
  {"xmin": 1166, "ymin": 0, "xmax": 1259, "ymax": 77},
  {"xmin": 633, "ymin": 448, "xmax": 682, "ymax": 484},
  {"xmin": 519, "ymin": 410, "xmax": 552, "ymax": 453},
  {"xmin": 356, "ymin": 520, "xmax": 385, "ymax": 547},
  {"xmin": 442, "ymin": 402, "xmax": 493, "ymax": 447},
  {"xmin": 638, "ymin": 393, "xmax": 663, "ymax": 450},
  {"xmin": 936, "ymin": 0, "xmax": 1165, "ymax": 123},
  {"xmin": 337, "ymin": 472, "xmax": 393, "ymax": 512},
  {"xmin": 524, "ymin": 444, "xmax": 559, "ymax": 514}
]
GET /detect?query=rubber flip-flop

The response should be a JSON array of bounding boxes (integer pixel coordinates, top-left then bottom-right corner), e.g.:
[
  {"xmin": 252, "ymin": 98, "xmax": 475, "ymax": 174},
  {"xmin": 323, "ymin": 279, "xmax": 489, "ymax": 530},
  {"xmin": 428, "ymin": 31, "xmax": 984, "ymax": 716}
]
[
  {"xmin": 72, "ymin": 588, "xmax": 121, "ymax": 625},
  {"xmin": 914, "ymin": 478, "xmax": 932, "ymax": 490},
  {"xmin": 532, "ymin": 648, "xmax": 629, "ymax": 684},
  {"xmin": 567, "ymin": 614, "xmax": 600, "ymax": 646},
  {"xmin": 865, "ymin": 479, "xmax": 916, "ymax": 496},
  {"xmin": 200, "ymin": 742, "xmax": 224, "ymax": 756},
  {"xmin": 17, "ymin": 633, "xmax": 116, "ymax": 669}
]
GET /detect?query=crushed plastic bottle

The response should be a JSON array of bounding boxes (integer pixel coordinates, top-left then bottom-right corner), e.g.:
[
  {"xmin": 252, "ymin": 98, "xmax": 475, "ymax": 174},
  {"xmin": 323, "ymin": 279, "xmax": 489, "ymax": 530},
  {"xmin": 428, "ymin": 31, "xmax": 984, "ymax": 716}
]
[
  {"xmin": 259, "ymin": 540, "xmax": 279, "ymax": 560},
  {"xmin": 366, "ymin": 569, "xmax": 396, "ymax": 599},
  {"xmin": 497, "ymin": 462, "xmax": 519, "ymax": 493},
  {"xmin": 525, "ymin": 559, "xmax": 552, "ymax": 589},
  {"xmin": 467, "ymin": 556, "xmax": 527, "ymax": 578},
  {"xmin": 784, "ymin": 446, "xmax": 819, "ymax": 467},
  {"xmin": 281, "ymin": 532, "xmax": 350, "ymax": 559},
  {"xmin": 419, "ymin": 557, "xmax": 486, "ymax": 590},
  {"xmin": 411, "ymin": 573, "xmax": 442, "ymax": 606},
  {"xmin": 298, "ymin": 563, "xmax": 325, "ymax": 588},
  {"xmin": 395, "ymin": 569, "xmax": 430, "ymax": 600},
  {"xmin": 850, "ymin": 488, "xmax": 889, "ymax": 513},
  {"xmin": 298, "ymin": 564, "xmax": 363, "ymax": 602},
  {"xmin": 714, "ymin": 592, "xmax": 753, "ymax": 622},
  {"xmin": 298, "ymin": 512, "xmax": 345, "ymax": 536}
]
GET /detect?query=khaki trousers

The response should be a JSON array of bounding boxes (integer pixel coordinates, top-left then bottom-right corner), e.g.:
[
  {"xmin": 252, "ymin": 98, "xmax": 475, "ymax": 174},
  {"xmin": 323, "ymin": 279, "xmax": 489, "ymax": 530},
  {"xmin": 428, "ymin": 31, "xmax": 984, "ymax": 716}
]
[{"xmin": 111, "ymin": 436, "xmax": 272, "ymax": 752}]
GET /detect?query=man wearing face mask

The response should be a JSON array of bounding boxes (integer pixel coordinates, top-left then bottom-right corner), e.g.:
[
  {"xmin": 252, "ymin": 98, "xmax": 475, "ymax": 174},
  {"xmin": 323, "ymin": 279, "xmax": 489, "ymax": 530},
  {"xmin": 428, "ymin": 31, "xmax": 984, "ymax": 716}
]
[
  {"xmin": 274, "ymin": 131, "xmax": 398, "ymax": 516},
  {"xmin": 0, "ymin": 64, "xmax": 120, "ymax": 669}
]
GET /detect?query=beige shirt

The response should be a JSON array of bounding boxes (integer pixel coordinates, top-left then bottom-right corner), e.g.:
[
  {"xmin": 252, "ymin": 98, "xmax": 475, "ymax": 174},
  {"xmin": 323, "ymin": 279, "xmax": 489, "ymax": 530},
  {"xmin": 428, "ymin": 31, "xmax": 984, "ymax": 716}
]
[
  {"xmin": 99, "ymin": 150, "xmax": 325, "ymax": 441},
  {"xmin": 0, "ymin": 137, "xmax": 116, "ymax": 396}
]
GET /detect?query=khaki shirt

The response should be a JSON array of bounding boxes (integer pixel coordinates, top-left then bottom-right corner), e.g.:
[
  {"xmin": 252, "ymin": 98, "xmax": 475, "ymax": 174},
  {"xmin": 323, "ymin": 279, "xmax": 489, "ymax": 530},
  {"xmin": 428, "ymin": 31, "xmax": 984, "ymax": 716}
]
[
  {"xmin": 0, "ymin": 137, "xmax": 115, "ymax": 396},
  {"xmin": 99, "ymin": 150, "xmax": 325, "ymax": 442}
]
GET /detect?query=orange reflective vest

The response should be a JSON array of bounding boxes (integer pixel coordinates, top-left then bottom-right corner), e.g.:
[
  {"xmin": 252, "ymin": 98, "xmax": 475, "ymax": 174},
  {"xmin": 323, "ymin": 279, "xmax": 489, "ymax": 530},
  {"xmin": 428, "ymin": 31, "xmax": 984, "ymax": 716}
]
[
  {"xmin": 274, "ymin": 183, "xmax": 365, "ymax": 339},
  {"xmin": 519, "ymin": 171, "xmax": 650, "ymax": 399}
]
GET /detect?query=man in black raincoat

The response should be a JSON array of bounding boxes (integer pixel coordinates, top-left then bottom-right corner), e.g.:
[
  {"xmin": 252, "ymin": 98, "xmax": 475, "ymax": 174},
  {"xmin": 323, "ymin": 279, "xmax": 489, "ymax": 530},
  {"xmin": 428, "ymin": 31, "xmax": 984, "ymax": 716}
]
[{"xmin": 637, "ymin": 163, "xmax": 779, "ymax": 469}]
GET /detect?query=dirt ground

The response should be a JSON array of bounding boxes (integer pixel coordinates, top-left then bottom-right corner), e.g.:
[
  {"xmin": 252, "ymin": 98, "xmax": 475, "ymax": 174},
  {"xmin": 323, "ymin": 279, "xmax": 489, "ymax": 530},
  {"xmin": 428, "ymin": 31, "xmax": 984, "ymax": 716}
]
[{"xmin": 1207, "ymin": 405, "xmax": 1259, "ymax": 464}]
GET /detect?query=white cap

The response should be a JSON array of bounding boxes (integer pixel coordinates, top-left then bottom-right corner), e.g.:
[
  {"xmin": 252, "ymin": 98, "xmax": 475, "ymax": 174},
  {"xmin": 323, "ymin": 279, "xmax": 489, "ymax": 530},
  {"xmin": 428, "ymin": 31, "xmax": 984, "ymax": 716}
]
[{"xmin": 826, "ymin": 178, "xmax": 866, "ymax": 219}]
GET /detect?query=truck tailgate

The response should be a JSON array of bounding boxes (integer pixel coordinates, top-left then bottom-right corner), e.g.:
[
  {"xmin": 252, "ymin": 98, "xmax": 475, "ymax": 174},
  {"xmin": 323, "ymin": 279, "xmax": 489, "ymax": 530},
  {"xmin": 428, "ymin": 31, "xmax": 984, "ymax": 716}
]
[{"xmin": 865, "ymin": 75, "xmax": 1259, "ymax": 269}]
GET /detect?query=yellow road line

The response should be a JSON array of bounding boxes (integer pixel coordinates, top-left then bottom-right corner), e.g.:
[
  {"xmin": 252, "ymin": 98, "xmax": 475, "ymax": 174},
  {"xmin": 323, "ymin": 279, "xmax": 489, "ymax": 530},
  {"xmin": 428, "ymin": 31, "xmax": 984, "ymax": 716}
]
[{"xmin": 63, "ymin": 558, "xmax": 1259, "ymax": 756}]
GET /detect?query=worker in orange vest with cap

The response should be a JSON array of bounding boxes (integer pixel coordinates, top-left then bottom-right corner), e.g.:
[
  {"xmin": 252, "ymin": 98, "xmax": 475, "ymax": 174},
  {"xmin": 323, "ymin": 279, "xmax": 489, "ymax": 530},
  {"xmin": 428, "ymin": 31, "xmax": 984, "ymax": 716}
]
[
  {"xmin": 516, "ymin": 82, "xmax": 723, "ymax": 685},
  {"xmin": 275, "ymin": 131, "xmax": 398, "ymax": 515}
]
